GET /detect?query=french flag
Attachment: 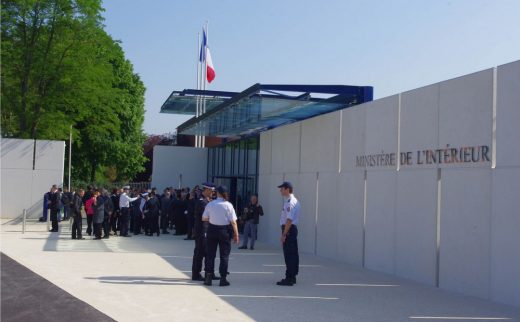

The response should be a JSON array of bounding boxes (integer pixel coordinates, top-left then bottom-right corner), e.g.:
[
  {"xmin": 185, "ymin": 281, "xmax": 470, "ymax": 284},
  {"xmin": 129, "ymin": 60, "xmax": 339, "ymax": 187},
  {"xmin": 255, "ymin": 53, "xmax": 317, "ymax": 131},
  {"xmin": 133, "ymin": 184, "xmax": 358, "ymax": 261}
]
[{"xmin": 199, "ymin": 28, "xmax": 216, "ymax": 83}]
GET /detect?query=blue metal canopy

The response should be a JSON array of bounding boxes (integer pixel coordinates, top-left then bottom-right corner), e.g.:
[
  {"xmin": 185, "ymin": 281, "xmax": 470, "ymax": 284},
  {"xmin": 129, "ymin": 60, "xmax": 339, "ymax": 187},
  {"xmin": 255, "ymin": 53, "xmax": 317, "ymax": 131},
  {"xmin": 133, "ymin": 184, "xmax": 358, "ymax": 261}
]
[{"xmin": 162, "ymin": 83, "xmax": 373, "ymax": 138}]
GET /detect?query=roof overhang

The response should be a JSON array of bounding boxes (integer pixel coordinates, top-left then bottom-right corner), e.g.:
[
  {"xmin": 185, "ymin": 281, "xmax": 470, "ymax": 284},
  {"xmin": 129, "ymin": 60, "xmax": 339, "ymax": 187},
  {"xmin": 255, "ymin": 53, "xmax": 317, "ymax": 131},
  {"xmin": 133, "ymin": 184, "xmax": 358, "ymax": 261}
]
[{"xmin": 161, "ymin": 83, "xmax": 373, "ymax": 139}]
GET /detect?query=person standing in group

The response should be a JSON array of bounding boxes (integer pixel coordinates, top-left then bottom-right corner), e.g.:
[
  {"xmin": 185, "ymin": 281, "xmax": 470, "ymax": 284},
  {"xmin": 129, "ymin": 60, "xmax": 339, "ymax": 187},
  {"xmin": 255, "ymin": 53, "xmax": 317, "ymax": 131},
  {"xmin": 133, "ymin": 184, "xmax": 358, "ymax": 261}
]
[
  {"xmin": 102, "ymin": 189, "xmax": 113, "ymax": 239},
  {"xmin": 71, "ymin": 189, "xmax": 85, "ymax": 239},
  {"xmin": 171, "ymin": 191, "xmax": 187, "ymax": 235},
  {"xmin": 276, "ymin": 182, "xmax": 300, "ymax": 286},
  {"xmin": 92, "ymin": 190, "xmax": 106, "ymax": 240},
  {"xmin": 160, "ymin": 189, "xmax": 172, "ymax": 234},
  {"xmin": 202, "ymin": 185, "xmax": 239, "ymax": 287},
  {"xmin": 144, "ymin": 191, "xmax": 160, "ymax": 236},
  {"xmin": 119, "ymin": 186, "xmax": 139, "ymax": 237},
  {"xmin": 239, "ymin": 194, "xmax": 264, "ymax": 250},
  {"xmin": 191, "ymin": 183, "xmax": 220, "ymax": 282},
  {"xmin": 48, "ymin": 185, "xmax": 60, "ymax": 232},
  {"xmin": 110, "ymin": 188, "xmax": 121, "ymax": 236},
  {"xmin": 84, "ymin": 192, "xmax": 95, "ymax": 236},
  {"xmin": 62, "ymin": 187, "xmax": 72, "ymax": 221}
]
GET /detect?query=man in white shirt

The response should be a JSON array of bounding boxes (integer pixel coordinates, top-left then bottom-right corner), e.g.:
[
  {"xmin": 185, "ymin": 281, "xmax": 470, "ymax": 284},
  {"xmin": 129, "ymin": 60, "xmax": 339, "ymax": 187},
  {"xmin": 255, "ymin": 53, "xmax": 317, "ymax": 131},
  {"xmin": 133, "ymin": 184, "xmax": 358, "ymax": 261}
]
[
  {"xmin": 277, "ymin": 181, "xmax": 300, "ymax": 286},
  {"xmin": 119, "ymin": 186, "xmax": 139, "ymax": 237},
  {"xmin": 202, "ymin": 185, "xmax": 239, "ymax": 286}
]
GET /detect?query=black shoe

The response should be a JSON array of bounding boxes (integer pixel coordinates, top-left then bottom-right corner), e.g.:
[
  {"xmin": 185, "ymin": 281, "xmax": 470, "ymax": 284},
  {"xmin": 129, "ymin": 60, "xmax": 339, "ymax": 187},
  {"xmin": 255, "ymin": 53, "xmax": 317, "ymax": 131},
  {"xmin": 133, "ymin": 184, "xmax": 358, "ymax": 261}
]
[
  {"xmin": 192, "ymin": 275, "xmax": 204, "ymax": 281},
  {"xmin": 276, "ymin": 278, "xmax": 295, "ymax": 286},
  {"xmin": 102, "ymin": 236, "xmax": 109, "ymax": 239},
  {"xmin": 162, "ymin": 231, "xmax": 170, "ymax": 234},
  {"xmin": 250, "ymin": 247, "xmax": 254, "ymax": 250},
  {"xmin": 219, "ymin": 277, "xmax": 230, "ymax": 287},
  {"xmin": 49, "ymin": 229, "xmax": 58, "ymax": 232},
  {"xmin": 122, "ymin": 235, "xmax": 131, "ymax": 237},
  {"xmin": 204, "ymin": 273, "xmax": 212, "ymax": 286},
  {"xmin": 212, "ymin": 275, "xmax": 221, "ymax": 280},
  {"xmin": 71, "ymin": 237, "xmax": 76, "ymax": 239},
  {"xmin": 156, "ymin": 233, "xmax": 160, "ymax": 236},
  {"xmin": 78, "ymin": 237, "xmax": 85, "ymax": 240},
  {"xmin": 238, "ymin": 246, "xmax": 247, "ymax": 249}
]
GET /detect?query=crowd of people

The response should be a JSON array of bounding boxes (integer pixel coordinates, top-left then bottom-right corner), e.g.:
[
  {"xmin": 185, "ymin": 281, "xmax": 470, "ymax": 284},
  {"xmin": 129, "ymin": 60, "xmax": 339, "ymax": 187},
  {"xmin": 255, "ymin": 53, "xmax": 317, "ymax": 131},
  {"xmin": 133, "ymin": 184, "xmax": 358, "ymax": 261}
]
[{"xmin": 40, "ymin": 181, "xmax": 300, "ymax": 288}]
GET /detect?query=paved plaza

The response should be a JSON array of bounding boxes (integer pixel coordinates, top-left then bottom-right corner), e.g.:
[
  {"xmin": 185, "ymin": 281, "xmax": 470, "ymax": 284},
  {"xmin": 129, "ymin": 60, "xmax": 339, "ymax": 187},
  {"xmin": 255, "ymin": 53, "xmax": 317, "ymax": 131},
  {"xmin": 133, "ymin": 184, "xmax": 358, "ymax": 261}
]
[{"xmin": 1, "ymin": 219, "xmax": 519, "ymax": 322}]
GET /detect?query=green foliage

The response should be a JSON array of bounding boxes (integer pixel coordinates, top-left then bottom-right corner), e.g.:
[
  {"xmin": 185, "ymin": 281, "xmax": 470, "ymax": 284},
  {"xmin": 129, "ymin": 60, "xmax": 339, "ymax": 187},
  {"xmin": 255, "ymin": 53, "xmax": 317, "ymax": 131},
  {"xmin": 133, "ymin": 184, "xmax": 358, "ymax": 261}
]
[{"xmin": 1, "ymin": 0, "xmax": 147, "ymax": 182}]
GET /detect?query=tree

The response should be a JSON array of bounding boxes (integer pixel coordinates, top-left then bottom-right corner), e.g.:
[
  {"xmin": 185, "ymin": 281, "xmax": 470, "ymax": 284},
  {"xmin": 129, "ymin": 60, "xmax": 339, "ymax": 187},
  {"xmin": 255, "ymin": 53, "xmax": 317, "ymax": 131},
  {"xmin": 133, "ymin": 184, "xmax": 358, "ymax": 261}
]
[{"xmin": 1, "ymin": 0, "xmax": 147, "ymax": 182}]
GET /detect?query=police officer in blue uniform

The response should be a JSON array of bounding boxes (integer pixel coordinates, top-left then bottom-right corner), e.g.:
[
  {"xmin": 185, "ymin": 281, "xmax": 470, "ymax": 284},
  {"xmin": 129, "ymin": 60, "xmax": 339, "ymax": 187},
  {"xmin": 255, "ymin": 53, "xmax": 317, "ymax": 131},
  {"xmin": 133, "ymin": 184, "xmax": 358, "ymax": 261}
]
[
  {"xmin": 277, "ymin": 181, "xmax": 301, "ymax": 286},
  {"xmin": 202, "ymin": 185, "xmax": 239, "ymax": 286}
]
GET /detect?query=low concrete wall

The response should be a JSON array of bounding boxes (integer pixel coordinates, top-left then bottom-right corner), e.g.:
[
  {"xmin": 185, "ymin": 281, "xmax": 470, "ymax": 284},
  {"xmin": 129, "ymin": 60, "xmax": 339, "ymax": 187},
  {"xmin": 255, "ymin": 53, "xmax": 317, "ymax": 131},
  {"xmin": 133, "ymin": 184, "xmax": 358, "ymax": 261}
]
[{"xmin": 1, "ymin": 138, "xmax": 65, "ymax": 219}]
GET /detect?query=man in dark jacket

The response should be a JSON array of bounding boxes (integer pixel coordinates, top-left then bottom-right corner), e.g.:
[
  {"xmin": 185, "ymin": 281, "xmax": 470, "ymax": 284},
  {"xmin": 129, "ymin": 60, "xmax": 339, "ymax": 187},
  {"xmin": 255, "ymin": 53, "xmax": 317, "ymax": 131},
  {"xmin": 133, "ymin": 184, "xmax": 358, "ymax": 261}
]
[
  {"xmin": 171, "ymin": 192, "xmax": 187, "ymax": 235},
  {"xmin": 191, "ymin": 183, "xmax": 219, "ymax": 281},
  {"xmin": 239, "ymin": 194, "xmax": 264, "ymax": 250},
  {"xmin": 110, "ymin": 188, "xmax": 121, "ymax": 235},
  {"xmin": 48, "ymin": 185, "xmax": 59, "ymax": 232},
  {"xmin": 160, "ymin": 189, "xmax": 172, "ymax": 234},
  {"xmin": 71, "ymin": 189, "xmax": 85, "ymax": 239},
  {"xmin": 62, "ymin": 187, "xmax": 73, "ymax": 221},
  {"xmin": 144, "ymin": 192, "xmax": 160, "ymax": 236},
  {"xmin": 102, "ymin": 189, "xmax": 113, "ymax": 239}
]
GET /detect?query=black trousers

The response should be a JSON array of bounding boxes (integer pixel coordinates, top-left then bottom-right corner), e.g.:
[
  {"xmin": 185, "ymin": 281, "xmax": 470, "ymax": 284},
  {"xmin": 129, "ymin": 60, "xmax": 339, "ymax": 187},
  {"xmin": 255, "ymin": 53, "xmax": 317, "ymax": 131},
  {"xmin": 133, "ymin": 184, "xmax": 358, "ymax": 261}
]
[
  {"xmin": 86, "ymin": 216, "xmax": 93, "ymax": 235},
  {"xmin": 146, "ymin": 214, "xmax": 159, "ymax": 235},
  {"xmin": 133, "ymin": 213, "xmax": 142, "ymax": 234},
  {"xmin": 282, "ymin": 225, "xmax": 299, "ymax": 280},
  {"xmin": 71, "ymin": 215, "xmax": 82, "ymax": 239},
  {"xmin": 50, "ymin": 209, "xmax": 59, "ymax": 231},
  {"xmin": 94, "ymin": 223, "xmax": 103, "ymax": 238},
  {"xmin": 186, "ymin": 214, "xmax": 194, "ymax": 239},
  {"xmin": 102, "ymin": 216, "xmax": 110, "ymax": 237},
  {"xmin": 160, "ymin": 213, "xmax": 169, "ymax": 232},
  {"xmin": 204, "ymin": 224, "xmax": 231, "ymax": 277},
  {"xmin": 192, "ymin": 231, "xmax": 207, "ymax": 277},
  {"xmin": 110, "ymin": 211, "xmax": 119, "ymax": 233},
  {"xmin": 120, "ymin": 208, "xmax": 129, "ymax": 236}
]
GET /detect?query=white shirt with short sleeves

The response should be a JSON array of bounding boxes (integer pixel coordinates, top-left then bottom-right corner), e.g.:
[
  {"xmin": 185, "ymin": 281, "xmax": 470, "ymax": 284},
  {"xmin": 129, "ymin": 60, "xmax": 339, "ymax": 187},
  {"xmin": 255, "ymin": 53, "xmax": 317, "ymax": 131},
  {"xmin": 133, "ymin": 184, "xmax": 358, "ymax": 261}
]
[
  {"xmin": 202, "ymin": 198, "xmax": 237, "ymax": 225},
  {"xmin": 280, "ymin": 194, "xmax": 300, "ymax": 226}
]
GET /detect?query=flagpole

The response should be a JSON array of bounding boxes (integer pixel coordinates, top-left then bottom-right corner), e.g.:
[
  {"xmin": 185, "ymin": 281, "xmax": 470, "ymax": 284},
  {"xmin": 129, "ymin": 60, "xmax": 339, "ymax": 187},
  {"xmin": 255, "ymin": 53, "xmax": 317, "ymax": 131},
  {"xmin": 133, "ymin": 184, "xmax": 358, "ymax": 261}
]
[
  {"xmin": 202, "ymin": 21, "xmax": 208, "ymax": 147},
  {"xmin": 196, "ymin": 32, "xmax": 201, "ymax": 147}
]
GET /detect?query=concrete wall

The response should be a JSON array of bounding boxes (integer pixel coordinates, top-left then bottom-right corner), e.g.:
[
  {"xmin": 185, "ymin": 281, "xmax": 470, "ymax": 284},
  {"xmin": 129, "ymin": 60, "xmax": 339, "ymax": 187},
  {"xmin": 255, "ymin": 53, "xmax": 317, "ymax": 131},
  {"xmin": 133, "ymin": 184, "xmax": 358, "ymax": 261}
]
[
  {"xmin": 1, "ymin": 138, "xmax": 65, "ymax": 219},
  {"xmin": 151, "ymin": 146, "xmax": 207, "ymax": 191},
  {"xmin": 257, "ymin": 60, "xmax": 520, "ymax": 307}
]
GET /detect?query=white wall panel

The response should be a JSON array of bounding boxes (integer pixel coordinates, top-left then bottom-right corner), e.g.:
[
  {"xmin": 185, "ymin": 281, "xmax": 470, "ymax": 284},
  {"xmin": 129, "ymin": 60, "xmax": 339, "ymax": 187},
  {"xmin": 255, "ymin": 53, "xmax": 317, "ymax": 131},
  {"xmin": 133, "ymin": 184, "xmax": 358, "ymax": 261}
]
[
  {"xmin": 285, "ymin": 172, "xmax": 316, "ymax": 254},
  {"xmin": 259, "ymin": 131, "xmax": 272, "ymax": 175},
  {"xmin": 151, "ymin": 146, "xmax": 207, "ymax": 192},
  {"xmin": 491, "ymin": 168, "xmax": 520, "ymax": 307},
  {"xmin": 270, "ymin": 123, "xmax": 301, "ymax": 174},
  {"xmin": 364, "ymin": 95, "xmax": 399, "ymax": 170},
  {"xmin": 395, "ymin": 169, "xmax": 437, "ymax": 285},
  {"xmin": 35, "ymin": 140, "xmax": 65, "ymax": 170},
  {"xmin": 337, "ymin": 171, "xmax": 365, "ymax": 266},
  {"xmin": 1, "ymin": 138, "xmax": 35, "ymax": 170},
  {"xmin": 340, "ymin": 106, "xmax": 366, "ymax": 172},
  {"xmin": 316, "ymin": 172, "xmax": 339, "ymax": 259},
  {"xmin": 400, "ymin": 84, "xmax": 440, "ymax": 170},
  {"xmin": 438, "ymin": 69, "xmax": 493, "ymax": 168},
  {"xmin": 257, "ymin": 173, "xmax": 284, "ymax": 245},
  {"xmin": 440, "ymin": 168, "xmax": 491, "ymax": 299},
  {"xmin": 496, "ymin": 60, "xmax": 520, "ymax": 167},
  {"xmin": 365, "ymin": 170, "xmax": 396, "ymax": 273},
  {"xmin": 300, "ymin": 111, "xmax": 340, "ymax": 173},
  {"xmin": 1, "ymin": 169, "xmax": 33, "ymax": 218}
]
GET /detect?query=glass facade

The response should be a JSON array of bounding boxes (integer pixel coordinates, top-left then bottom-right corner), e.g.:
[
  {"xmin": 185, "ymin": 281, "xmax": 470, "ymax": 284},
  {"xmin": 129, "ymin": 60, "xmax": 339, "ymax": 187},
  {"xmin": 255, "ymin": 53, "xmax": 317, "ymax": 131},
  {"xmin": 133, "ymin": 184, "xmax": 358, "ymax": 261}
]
[{"xmin": 207, "ymin": 136, "xmax": 259, "ymax": 216}]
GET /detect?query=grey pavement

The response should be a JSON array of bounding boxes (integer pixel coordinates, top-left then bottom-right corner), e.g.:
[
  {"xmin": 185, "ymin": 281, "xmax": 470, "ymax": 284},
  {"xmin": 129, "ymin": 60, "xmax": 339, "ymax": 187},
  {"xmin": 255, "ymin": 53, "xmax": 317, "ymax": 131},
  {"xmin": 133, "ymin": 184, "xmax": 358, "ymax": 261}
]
[{"xmin": 1, "ymin": 219, "xmax": 519, "ymax": 322}]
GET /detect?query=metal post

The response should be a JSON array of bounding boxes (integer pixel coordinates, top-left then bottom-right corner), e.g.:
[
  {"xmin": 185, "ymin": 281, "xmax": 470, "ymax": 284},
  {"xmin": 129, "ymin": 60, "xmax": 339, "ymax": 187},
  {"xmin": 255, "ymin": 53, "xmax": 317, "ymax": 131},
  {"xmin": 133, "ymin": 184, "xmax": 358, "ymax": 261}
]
[
  {"xmin": 68, "ymin": 124, "xmax": 72, "ymax": 190},
  {"xmin": 22, "ymin": 209, "xmax": 27, "ymax": 234}
]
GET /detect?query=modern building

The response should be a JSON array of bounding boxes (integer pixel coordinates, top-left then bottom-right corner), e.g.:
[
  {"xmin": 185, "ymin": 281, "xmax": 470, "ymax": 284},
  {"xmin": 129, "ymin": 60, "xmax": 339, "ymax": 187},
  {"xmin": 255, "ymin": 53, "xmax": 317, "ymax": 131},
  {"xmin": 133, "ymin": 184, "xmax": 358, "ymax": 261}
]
[{"xmin": 154, "ymin": 60, "xmax": 520, "ymax": 308}]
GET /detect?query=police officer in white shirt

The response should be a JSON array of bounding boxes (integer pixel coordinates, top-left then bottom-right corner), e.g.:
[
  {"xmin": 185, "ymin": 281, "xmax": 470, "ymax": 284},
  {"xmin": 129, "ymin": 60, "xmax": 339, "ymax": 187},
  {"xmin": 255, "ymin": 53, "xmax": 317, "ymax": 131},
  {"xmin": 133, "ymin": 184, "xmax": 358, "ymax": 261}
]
[
  {"xmin": 119, "ymin": 186, "xmax": 139, "ymax": 237},
  {"xmin": 277, "ymin": 181, "xmax": 300, "ymax": 286},
  {"xmin": 202, "ymin": 185, "xmax": 239, "ymax": 286}
]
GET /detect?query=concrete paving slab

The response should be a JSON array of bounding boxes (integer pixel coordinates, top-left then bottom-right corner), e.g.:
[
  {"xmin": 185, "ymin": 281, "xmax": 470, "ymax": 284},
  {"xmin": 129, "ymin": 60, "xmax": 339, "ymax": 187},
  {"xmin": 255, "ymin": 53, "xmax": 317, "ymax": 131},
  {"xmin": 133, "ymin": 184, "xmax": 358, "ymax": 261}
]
[{"xmin": 1, "ymin": 219, "xmax": 519, "ymax": 322}]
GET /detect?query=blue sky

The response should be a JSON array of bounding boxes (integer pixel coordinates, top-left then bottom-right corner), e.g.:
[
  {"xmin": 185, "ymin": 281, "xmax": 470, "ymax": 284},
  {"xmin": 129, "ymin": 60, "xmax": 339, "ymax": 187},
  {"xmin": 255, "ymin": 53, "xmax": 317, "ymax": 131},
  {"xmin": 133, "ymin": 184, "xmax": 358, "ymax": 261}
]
[{"xmin": 102, "ymin": 0, "xmax": 520, "ymax": 135}]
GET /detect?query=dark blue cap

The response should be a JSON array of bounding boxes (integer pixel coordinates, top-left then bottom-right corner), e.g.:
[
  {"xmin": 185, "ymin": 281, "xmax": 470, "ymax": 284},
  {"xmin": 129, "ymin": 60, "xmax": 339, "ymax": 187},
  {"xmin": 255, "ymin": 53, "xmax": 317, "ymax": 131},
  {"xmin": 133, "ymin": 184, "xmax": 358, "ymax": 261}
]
[
  {"xmin": 202, "ymin": 182, "xmax": 215, "ymax": 190},
  {"xmin": 216, "ymin": 185, "xmax": 228, "ymax": 194},
  {"xmin": 277, "ymin": 181, "xmax": 293, "ymax": 189}
]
